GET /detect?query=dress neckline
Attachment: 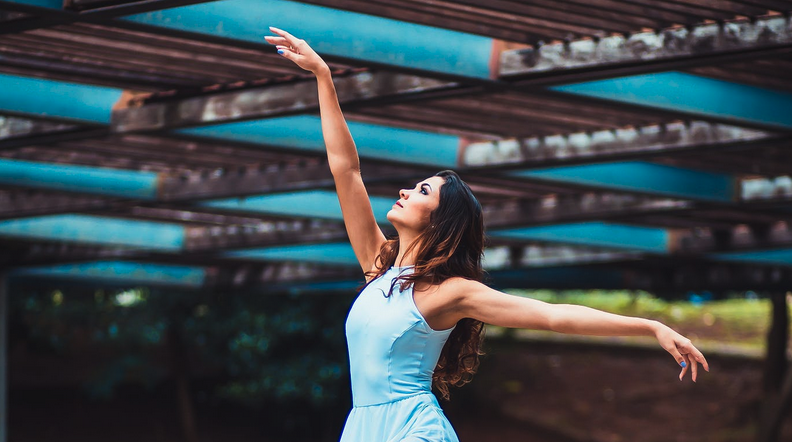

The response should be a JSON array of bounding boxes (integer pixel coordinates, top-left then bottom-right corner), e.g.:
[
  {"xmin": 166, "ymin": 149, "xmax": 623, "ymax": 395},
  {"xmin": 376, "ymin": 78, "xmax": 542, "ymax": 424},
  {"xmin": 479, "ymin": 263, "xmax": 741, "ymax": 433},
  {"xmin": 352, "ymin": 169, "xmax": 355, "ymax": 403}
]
[{"xmin": 390, "ymin": 265, "xmax": 414, "ymax": 271}]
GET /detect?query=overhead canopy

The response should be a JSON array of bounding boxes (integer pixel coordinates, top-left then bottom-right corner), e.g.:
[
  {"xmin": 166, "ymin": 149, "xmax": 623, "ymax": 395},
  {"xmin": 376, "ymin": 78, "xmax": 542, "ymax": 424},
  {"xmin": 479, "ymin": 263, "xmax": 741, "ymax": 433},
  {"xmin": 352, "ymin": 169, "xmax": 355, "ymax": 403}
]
[{"xmin": 1, "ymin": 0, "xmax": 792, "ymax": 292}]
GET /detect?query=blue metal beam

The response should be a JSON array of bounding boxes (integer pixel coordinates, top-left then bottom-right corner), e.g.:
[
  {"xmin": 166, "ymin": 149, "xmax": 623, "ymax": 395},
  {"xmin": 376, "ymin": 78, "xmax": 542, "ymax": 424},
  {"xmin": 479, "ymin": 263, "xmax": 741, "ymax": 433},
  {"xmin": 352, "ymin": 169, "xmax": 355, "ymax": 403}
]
[
  {"xmin": 185, "ymin": 115, "xmax": 737, "ymax": 201},
  {"xmin": 179, "ymin": 115, "xmax": 461, "ymax": 168},
  {"xmin": 0, "ymin": 0, "xmax": 62, "ymax": 9},
  {"xmin": 200, "ymin": 189, "xmax": 397, "ymax": 223},
  {"xmin": 225, "ymin": 242, "xmax": 359, "ymax": 266},
  {"xmin": 0, "ymin": 215, "xmax": 185, "ymax": 251},
  {"xmin": 10, "ymin": 261, "xmax": 206, "ymax": 287},
  {"xmin": 0, "ymin": 158, "xmax": 159, "ymax": 199},
  {"xmin": 552, "ymin": 72, "xmax": 792, "ymax": 131},
  {"xmin": 711, "ymin": 249, "xmax": 792, "ymax": 266},
  {"xmin": 0, "ymin": 73, "xmax": 122, "ymax": 124},
  {"xmin": 490, "ymin": 222, "xmax": 670, "ymax": 253},
  {"xmin": 510, "ymin": 161, "xmax": 735, "ymax": 202},
  {"xmin": 122, "ymin": 0, "xmax": 496, "ymax": 79}
]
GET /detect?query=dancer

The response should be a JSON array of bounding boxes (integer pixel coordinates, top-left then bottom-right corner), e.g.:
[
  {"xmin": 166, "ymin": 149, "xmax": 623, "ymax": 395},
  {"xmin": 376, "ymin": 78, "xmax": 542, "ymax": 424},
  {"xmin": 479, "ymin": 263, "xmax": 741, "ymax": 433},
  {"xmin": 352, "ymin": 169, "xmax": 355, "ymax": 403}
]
[{"xmin": 265, "ymin": 28, "xmax": 709, "ymax": 442}]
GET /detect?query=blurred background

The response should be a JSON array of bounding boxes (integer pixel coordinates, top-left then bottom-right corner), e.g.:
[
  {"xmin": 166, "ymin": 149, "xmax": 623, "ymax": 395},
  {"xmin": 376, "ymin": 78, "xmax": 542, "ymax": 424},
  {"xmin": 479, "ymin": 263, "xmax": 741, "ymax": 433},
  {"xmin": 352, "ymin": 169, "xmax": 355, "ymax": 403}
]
[{"xmin": 1, "ymin": 0, "xmax": 792, "ymax": 441}]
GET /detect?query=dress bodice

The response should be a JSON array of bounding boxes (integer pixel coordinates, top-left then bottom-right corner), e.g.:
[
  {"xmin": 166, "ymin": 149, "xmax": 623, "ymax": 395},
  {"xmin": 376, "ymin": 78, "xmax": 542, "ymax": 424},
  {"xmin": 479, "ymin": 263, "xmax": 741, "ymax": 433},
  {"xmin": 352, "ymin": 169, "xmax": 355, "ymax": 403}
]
[{"xmin": 345, "ymin": 266, "xmax": 455, "ymax": 407}]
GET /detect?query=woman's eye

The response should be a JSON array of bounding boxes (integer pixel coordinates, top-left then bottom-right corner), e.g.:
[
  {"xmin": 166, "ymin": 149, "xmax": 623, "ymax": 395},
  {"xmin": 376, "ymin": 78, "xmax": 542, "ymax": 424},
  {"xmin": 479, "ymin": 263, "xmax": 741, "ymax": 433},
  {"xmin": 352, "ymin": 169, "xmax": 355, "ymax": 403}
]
[{"xmin": 420, "ymin": 189, "xmax": 428, "ymax": 195}]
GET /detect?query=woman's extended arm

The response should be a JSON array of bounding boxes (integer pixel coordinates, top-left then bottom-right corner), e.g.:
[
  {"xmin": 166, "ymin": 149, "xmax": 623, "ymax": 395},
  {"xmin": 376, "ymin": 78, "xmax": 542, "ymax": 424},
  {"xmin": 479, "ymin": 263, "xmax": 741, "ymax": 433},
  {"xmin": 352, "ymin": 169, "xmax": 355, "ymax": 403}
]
[
  {"xmin": 442, "ymin": 278, "xmax": 709, "ymax": 381},
  {"xmin": 265, "ymin": 28, "xmax": 386, "ymax": 273}
]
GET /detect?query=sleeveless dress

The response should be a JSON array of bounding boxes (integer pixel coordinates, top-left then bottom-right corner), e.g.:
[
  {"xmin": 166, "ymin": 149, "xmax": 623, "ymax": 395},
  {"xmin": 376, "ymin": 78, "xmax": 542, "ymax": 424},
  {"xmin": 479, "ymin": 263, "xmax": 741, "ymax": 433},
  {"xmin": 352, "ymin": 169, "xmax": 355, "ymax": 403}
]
[{"xmin": 340, "ymin": 266, "xmax": 459, "ymax": 442}]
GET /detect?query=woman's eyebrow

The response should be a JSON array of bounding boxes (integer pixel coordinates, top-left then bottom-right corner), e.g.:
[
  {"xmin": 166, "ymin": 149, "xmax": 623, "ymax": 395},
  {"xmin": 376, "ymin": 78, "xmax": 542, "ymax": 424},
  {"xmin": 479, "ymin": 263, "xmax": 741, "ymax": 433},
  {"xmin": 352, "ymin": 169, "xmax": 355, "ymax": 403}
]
[{"xmin": 421, "ymin": 183, "xmax": 432, "ymax": 192}]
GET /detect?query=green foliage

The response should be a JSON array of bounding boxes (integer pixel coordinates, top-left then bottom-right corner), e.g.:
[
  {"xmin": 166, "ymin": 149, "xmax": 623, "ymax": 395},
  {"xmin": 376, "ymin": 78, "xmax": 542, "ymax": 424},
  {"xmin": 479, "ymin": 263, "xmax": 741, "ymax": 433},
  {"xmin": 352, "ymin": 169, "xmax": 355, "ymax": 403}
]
[{"xmin": 11, "ymin": 285, "xmax": 355, "ymax": 406}]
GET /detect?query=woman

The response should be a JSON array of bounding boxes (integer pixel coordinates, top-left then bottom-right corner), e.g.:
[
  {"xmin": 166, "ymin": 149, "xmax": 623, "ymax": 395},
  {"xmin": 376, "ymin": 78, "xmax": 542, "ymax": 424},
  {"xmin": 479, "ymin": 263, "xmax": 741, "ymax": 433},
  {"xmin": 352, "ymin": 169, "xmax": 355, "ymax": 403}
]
[{"xmin": 265, "ymin": 28, "xmax": 709, "ymax": 442}]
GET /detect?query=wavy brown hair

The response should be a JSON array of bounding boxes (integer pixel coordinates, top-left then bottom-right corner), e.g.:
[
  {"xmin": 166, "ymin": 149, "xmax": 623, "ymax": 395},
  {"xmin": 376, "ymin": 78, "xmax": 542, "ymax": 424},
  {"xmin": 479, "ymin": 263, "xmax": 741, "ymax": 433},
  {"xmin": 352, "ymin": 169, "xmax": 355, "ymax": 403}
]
[{"xmin": 363, "ymin": 170, "xmax": 486, "ymax": 400}]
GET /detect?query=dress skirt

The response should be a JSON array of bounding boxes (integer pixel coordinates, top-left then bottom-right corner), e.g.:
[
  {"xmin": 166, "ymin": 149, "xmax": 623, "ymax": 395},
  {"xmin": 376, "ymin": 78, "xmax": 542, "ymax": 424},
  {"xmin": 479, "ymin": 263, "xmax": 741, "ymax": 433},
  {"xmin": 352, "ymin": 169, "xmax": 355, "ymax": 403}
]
[{"xmin": 339, "ymin": 392, "xmax": 459, "ymax": 442}]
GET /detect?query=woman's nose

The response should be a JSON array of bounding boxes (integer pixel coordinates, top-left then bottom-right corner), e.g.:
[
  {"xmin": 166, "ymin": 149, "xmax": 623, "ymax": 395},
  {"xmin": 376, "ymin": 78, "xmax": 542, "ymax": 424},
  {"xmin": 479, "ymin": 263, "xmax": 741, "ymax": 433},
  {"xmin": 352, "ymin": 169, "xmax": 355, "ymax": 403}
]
[{"xmin": 399, "ymin": 189, "xmax": 408, "ymax": 199}]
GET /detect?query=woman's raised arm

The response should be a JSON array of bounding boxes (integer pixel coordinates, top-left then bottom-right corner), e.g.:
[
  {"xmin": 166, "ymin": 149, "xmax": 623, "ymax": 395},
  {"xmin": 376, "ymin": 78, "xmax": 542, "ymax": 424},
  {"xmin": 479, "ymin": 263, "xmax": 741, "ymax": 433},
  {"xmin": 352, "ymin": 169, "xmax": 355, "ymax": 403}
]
[{"xmin": 265, "ymin": 28, "xmax": 386, "ymax": 273}]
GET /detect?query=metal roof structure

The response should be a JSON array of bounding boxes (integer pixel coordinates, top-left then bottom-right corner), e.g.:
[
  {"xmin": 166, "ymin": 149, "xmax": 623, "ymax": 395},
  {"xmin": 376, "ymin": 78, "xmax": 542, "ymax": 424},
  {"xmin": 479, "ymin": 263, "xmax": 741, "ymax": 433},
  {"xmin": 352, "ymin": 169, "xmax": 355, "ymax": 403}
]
[{"xmin": 0, "ymin": 0, "xmax": 790, "ymax": 295}]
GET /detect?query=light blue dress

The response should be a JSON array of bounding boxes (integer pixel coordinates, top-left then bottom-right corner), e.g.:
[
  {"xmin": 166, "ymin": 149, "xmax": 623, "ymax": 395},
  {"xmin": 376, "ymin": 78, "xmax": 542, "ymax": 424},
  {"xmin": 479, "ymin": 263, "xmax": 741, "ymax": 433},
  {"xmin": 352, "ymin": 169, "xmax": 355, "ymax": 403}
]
[{"xmin": 340, "ymin": 266, "xmax": 459, "ymax": 442}]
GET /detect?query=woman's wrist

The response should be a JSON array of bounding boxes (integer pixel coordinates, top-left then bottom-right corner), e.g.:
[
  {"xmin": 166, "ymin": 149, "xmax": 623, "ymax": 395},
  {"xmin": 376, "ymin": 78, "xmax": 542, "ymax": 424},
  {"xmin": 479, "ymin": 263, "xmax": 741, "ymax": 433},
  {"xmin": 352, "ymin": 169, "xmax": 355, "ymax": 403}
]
[
  {"xmin": 313, "ymin": 63, "xmax": 331, "ymax": 79},
  {"xmin": 645, "ymin": 318, "xmax": 663, "ymax": 337}
]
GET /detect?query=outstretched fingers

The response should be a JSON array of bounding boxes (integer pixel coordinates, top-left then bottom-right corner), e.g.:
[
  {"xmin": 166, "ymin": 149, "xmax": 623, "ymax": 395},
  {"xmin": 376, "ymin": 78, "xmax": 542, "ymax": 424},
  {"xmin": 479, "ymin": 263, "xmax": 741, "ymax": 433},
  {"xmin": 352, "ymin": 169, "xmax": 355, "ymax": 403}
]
[
  {"xmin": 269, "ymin": 27, "xmax": 302, "ymax": 48},
  {"xmin": 264, "ymin": 36, "xmax": 289, "ymax": 46}
]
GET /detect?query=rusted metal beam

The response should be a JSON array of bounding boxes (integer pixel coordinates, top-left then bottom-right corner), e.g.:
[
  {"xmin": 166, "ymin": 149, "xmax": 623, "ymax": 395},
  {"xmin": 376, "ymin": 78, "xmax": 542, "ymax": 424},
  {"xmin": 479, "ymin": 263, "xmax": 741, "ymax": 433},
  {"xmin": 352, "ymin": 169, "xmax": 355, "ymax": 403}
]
[
  {"xmin": 0, "ymin": 190, "xmax": 116, "ymax": 220},
  {"xmin": 483, "ymin": 193, "xmax": 692, "ymax": 229},
  {"xmin": 183, "ymin": 219, "xmax": 350, "ymax": 252},
  {"xmin": 112, "ymin": 70, "xmax": 456, "ymax": 133},
  {"xmin": 0, "ymin": 241, "xmax": 139, "ymax": 266},
  {"xmin": 205, "ymin": 260, "xmax": 362, "ymax": 291},
  {"xmin": 462, "ymin": 121, "xmax": 778, "ymax": 169},
  {"xmin": 742, "ymin": 175, "xmax": 792, "ymax": 203},
  {"xmin": 0, "ymin": 156, "xmax": 423, "ymax": 219},
  {"xmin": 671, "ymin": 221, "xmax": 792, "ymax": 254},
  {"xmin": 0, "ymin": 115, "xmax": 76, "ymax": 140},
  {"xmin": 159, "ymin": 159, "xmax": 421, "ymax": 202},
  {"xmin": 482, "ymin": 243, "xmax": 644, "ymax": 270},
  {"xmin": 182, "ymin": 192, "xmax": 691, "ymax": 252},
  {"xmin": 500, "ymin": 16, "xmax": 792, "ymax": 84}
]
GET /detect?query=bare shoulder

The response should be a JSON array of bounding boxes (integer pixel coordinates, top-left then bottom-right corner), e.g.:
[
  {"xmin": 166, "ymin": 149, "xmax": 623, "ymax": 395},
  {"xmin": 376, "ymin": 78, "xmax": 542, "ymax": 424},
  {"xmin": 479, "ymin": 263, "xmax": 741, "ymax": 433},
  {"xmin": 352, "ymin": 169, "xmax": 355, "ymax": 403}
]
[{"xmin": 433, "ymin": 276, "xmax": 487, "ymax": 301}]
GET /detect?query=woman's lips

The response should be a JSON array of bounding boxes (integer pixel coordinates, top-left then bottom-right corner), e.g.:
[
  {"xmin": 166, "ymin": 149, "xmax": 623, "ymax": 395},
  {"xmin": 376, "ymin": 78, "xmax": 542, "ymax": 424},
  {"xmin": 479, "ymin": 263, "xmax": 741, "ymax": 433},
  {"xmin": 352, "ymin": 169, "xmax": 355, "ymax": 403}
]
[{"xmin": 395, "ymin": 201, "xmax": 403, "ymax": 208}]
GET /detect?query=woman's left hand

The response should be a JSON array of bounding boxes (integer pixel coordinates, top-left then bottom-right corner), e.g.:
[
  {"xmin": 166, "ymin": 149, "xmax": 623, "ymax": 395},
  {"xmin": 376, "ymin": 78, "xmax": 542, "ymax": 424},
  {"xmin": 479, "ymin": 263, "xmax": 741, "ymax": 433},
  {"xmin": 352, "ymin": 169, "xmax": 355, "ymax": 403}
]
[
  {"xmin": 265, "ymin": 27, "xmax": 329, "ymax": 75},
  {"xmin": 654, "ymin": 323, "xmax": 710, "ymax": 382}
]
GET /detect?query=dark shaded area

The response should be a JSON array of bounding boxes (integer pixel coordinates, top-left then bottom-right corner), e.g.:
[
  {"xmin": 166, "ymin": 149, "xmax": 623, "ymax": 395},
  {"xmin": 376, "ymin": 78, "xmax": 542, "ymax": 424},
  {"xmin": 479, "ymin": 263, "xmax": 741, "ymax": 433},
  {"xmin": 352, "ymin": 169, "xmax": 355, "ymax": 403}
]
[{"xmin": 7, "ymin": 286, "xmax": 356, "ymax": 441}]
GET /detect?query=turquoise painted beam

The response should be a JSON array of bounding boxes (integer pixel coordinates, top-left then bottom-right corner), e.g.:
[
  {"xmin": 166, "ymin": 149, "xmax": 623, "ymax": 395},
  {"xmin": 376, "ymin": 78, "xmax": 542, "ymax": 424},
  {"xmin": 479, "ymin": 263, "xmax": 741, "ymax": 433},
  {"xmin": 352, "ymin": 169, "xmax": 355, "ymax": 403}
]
[
  {"xmin": 711, "ymin": 249, "xmax": 792, "ymax": 266},
  {"xmin": 179, "ymin": 115, "xmax": 461, "ymax": 168},
  {"xmin": 200, "ymin": 189, "xmax": 397, "ymax": 223},
  {"xmin": 0, "ymin": 0, "xmax": 62, "ymax": 9},
  {"xmin": 0, "ymin": 215, "xmax": 185, "ymax": 251},
  {"xmin": 0, "ymin": 157, "xmax": 159, "ymax": 199},
  {"xmin": 225, "ymin": 242, "xmax": 359, "ymax": 266},
  {"xmin": 185, "ymin": 115, "xmax": 738, "ymax": 201},
  {"xmin": 10, "ymin": 261, "xmax": 206, "ymax": 288},
  {"xmin": 552, "ymin": 72, "xmax": 792, "ymax": 131},
  {"xmin": 122, "ymin": 0, "xmax": 496, "ymax": 79},
  {"xmin": 511, "ymin": 161, "xmax": 735, "ymax": 202},
  {"xmin": 0, "ymin": 73, "xmax": 122, "ymax": 123},
  {"xmin": 490, "ymin": 222, "xmax": 670, "ymax": 253}
]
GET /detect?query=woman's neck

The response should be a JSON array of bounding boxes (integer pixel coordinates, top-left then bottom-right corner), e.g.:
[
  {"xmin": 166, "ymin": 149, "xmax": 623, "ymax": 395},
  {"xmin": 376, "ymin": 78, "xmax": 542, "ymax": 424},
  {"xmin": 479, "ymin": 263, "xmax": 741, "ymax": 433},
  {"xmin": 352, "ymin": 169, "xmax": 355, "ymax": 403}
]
[{"xmin": 394, "ymin": 233, "xmax": 419, "ymax": 267}]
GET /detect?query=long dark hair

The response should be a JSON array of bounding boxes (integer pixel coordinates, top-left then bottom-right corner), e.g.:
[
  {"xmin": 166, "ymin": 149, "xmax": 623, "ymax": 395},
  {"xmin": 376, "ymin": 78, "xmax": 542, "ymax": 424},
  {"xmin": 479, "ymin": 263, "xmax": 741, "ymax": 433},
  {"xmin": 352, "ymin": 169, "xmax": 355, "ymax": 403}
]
[{"xmin": 364, "ymin": 170, "xmax": 486, "ymax": 400}]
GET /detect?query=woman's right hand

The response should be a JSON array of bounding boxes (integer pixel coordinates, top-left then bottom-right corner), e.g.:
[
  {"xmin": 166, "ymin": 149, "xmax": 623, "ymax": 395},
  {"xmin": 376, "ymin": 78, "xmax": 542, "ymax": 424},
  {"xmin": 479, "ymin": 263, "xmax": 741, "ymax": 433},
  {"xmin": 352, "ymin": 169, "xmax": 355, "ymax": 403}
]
[{"xmin": 265, "ymin": 27, "xmax": 329, "ymax": 76}]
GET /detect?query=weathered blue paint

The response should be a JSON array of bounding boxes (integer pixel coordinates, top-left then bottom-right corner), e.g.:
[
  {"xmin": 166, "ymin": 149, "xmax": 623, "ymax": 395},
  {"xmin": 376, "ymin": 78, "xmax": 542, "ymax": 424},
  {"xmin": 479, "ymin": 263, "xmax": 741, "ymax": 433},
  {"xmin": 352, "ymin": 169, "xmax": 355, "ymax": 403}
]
[
  {"xmin": 226, "ymin": 242, "xmax": 358, "ymax": 266},
  {"xmin": 265, "ymin": 279, "xmax": 363, "ymax": 295},
  {"xmin": 0, "ymin": 73, "xmax": 122, "ymax": 123},
  {"xmin": 123, "ymin": 0, "xmax": 494, "ymax": 79},
  {"xmin": 489, "ymin": 267, "xmax": 627, "ymax": 290},
  {"xmin": 711, "ymin": 249, "xmax": 792, "ymax": 266},
  {"xmin": 491, "ymin": 222, "xmax": 669, "ymax": 253},
  {"xmin": 0, "ymin": 0, "xmax": 62, "ymax": 9},
  {"xmin": 200, "ymin": 189, "xmax": 396, "ymax": 224},
  {"xmin": 553, "ymin": 72, "xmax": 792, "ymax": 130},
  {"xmin": 184, "ymin": 116, "xmax": 736, "ymax": 202},
  {"xmin": 0, "ymin": 158, "xmax": 159, "ymax": 199},
  {"xmin": 0, "ymin": 215, "xmax": 185, "ymax": 251},
  {"xmin": 179, "ymin": 115, "xmax": 460, "ymax": 168},
  {"xmin": 511, "ymin": 161, "xmax": 735, "ymax": 202},
  {"xmin": 11, "ymin": 261, "xmax": 206, "ymax": 287}
]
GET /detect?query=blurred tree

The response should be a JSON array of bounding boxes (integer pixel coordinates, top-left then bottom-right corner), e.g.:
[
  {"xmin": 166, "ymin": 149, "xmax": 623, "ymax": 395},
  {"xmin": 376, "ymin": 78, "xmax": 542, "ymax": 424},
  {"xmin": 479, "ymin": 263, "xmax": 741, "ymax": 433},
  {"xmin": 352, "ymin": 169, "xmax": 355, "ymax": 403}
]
[{"xmin": 9, "ymin": 284, "xmax": 356, "ymax": 441}]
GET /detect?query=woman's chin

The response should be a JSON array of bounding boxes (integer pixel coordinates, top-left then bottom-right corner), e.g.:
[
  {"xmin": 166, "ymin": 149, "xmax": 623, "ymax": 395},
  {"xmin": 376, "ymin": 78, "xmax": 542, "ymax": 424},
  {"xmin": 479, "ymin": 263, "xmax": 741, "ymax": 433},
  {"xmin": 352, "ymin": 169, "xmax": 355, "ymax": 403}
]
[{"xmin": 386, "ymin": 210, "xmax": 398, "ymax": 224}]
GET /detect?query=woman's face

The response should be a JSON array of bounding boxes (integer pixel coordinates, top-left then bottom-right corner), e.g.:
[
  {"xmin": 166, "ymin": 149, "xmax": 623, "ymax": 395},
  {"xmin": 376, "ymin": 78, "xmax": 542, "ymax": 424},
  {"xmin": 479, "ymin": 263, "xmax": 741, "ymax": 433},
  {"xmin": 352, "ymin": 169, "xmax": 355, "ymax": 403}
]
[{"xmin": 387, "ymin": 176, "xmax": 445, "ymax": 233}]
